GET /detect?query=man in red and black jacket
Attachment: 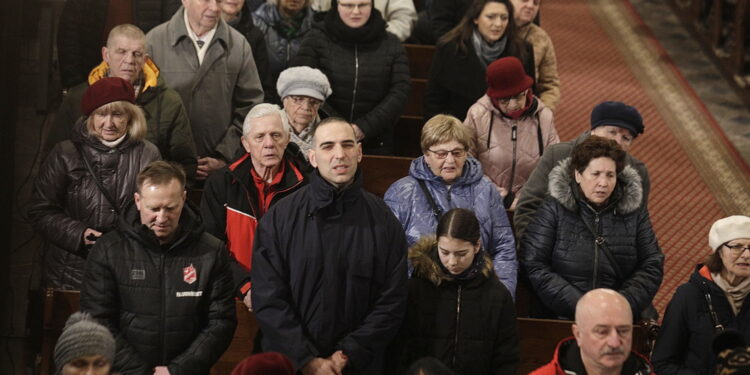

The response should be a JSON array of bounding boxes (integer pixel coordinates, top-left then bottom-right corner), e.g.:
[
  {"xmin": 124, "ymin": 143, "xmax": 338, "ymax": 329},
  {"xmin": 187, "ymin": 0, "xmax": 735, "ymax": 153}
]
[{"xmin": 201, "ymin": 103, "xmax": 310, "ymax": 307}]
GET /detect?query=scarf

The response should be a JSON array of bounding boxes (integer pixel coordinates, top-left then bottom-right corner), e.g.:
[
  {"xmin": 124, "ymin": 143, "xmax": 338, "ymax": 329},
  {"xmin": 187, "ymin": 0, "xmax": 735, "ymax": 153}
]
[
  {"xmin": 324, "ymin": 3, "xmax": 387, "ymax": 44},
  {"xmin": 492, "ymin": 90, "xmax": 537, "ymax": 120},
  {"xmin": 471, "ymin": 29, "xmax": 507, "ymax": 67},
  {"xmin": 274, "ymin": 7, "xmax": 309, "ymax": 39},
  {"xmin": 100, "ymin": 133, "xmax": 127, "ymax": 148},
  {"xmin": 432, "ymin": 247, "xmax": 485, "ymax": 282},
  {"xmin": 712, "ymin": 271, "xmax": 750, "ymax": 315}
]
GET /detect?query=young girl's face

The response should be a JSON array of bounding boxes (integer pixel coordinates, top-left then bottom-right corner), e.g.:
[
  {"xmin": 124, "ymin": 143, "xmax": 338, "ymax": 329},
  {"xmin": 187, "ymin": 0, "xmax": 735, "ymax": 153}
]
[{"xmin": 437, "ymin": 236, "xmax": 480, "ymax": 275}]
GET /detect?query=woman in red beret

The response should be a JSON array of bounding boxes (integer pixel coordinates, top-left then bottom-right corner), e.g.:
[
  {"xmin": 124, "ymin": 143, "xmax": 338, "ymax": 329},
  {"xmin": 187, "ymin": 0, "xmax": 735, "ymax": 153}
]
[
  {"xmin": 463, "ymin": 56, "xmax": 559, "ymax": 209},
  {"xmin": 29, "ymin": 77, "xmax": 161, "ymax": 290}
]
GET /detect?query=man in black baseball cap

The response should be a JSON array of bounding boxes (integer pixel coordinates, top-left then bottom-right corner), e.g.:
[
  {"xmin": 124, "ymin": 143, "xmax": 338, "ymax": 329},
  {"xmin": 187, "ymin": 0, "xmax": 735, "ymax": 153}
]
[{"xmin": 515, "ymin": 101, "xmax": 649, "ymax": 240}]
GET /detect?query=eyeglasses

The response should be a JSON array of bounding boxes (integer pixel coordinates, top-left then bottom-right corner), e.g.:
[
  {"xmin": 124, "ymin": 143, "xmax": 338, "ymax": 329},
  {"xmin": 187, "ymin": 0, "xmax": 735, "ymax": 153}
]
[
  {"xmin": 724, "ymin": 244, "xmax": 750, "ymax": 256},
  {"xmin": 338, "ymin": 2, "xmax": 372, "ymax": 11},
  {"xmin": 428, "ymin": 148, "xmax": 467, "ymax": 160},
  {"xmin": 289, "ymin": 95, "xmax": 322, "ymax": 107},
  {"xmin": 494, "ymin": 90, "xmax": 527, "ymax": 106}
]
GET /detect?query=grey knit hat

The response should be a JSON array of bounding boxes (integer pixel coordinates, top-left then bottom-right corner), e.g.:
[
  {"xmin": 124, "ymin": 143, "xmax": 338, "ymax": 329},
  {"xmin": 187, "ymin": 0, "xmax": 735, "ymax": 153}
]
[
  {"xmin": 276, "ymin": 66, "xmax": 332, "ymax": 101},
  {"xmin": 54, "ymin": 312, "xmax": 115, "ymax": 370}
]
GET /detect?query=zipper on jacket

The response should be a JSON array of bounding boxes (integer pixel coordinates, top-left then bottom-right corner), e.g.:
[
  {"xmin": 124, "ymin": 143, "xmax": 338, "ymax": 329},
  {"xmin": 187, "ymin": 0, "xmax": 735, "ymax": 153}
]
[
  {"xmin": 508, "ymin": 125, "xmax": 518, "ymax": 196},
  {"xmin": 349, "ymin": 45, "xmax": 359, "ymax": 122},
  {"xmin": 159, "ymin": 253, "xmax": 168, "ymax": 364},
  {"xmin": 452, "ymin": 285, "xmax": 462, "ymax": 368},
  {"xmin": 592, "ymin": 214, "xmax": 600, "ymax": 289}
]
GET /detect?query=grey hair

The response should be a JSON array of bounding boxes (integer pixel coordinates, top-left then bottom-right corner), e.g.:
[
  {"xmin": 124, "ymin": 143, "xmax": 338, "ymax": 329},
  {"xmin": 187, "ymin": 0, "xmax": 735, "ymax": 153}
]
[{"xmin": 242, "ymin": 103, "xmax": 288, "ymax": 136}]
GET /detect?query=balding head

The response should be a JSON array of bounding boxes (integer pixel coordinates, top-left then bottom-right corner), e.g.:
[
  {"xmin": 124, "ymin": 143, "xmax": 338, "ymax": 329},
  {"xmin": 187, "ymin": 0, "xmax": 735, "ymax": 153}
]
[{"xmin": 572, "ymin": 289, "xmax": 633, "ymax": 374}]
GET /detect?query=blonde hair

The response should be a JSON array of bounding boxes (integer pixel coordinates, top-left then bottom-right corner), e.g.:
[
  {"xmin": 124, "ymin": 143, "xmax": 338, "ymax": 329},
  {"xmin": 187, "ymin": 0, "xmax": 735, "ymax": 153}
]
[
  {"xmin": 107, "ymin": 24, "xmax": 147, "ymax": 49},
  {"xmin": 86, "ymin": 101, "xmax": 147, "ymax": 141},
  {"xmin": 420, "ymin": 114, "xmax": 475, "ymax": 153}
]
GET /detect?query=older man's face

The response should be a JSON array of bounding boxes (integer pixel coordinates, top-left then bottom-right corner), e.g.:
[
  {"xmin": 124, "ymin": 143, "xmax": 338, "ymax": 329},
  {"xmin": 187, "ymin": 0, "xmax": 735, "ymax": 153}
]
[
  {"xmin": 102, "ymin": 35, "xmax": 145, "ymax": 84},
  {"xmin": 573, "ymin": 295, "xmax": 633, "ymax": 373},
  {"xmin": 241, "ymin": 114, "xmax": 289, "ymax": 172},
  {"xmin": 510, "ymin": 0, "xmax": 540, "ymax": 26},
  {"xmin": 183, "ymin": 0, "xmax": 220, "ymax": 36}
]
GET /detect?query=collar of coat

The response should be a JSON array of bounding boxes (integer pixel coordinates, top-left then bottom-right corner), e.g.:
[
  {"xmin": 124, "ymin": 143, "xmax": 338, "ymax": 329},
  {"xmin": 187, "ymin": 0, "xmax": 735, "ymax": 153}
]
[
  {"xmin": 307, "ymin": 169, "xmax": 364, "ymax": 217},
  {"xmin": 168, "ymin": 6, "xmax": 232, "ymax": 50},
  {"xmin": 548, "ymin": 157, "xmax": 643, "ymax": 214},
  {"xmin": 409, "ymin": 235, "xmax": 493, "ymax": 286},
  {"xmin": 87, "ymin": 58, "xmax": 160, "ymax": 94}
]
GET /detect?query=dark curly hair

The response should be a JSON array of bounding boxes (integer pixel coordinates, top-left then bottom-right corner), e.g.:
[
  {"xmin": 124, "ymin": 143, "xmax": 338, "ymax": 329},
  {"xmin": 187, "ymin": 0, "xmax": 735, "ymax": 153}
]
[{"xmin": 569, "ymin": 135, "xmax": 626, "ymax": 176}]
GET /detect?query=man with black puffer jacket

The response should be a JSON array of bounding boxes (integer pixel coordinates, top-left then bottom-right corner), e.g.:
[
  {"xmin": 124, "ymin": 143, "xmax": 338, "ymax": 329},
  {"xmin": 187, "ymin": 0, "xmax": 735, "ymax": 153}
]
[{"xmin": 81, "ymin": 161, "xmax": 236, "ymax": 375}]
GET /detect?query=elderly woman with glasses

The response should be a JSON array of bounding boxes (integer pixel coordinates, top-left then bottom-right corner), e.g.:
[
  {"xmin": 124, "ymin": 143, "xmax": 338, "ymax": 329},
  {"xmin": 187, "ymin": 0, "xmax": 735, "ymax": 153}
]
[
  {"xmin": 384, "ymin": 114, "xmax": 517, "ymax": 297},
  {"xmin": 652, "ymin": 216, "xmax": 750, "ymax": 375},
  {"xmin": 276, "ymin": 66, "xmax": 332, "ymax": 159},
  {"xmin": 464, "ymin": 56, "xmax": 558, "ymax": 209}
]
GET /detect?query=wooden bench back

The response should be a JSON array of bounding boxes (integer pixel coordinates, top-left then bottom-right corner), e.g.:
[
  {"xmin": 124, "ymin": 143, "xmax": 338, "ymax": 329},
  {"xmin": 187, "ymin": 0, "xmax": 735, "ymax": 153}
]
[
  {"xmin": 360, "ymin": 154, "xmax": 413, "ymax": 197},
  {"xmin": 38, "ymin": 289, "xmax": 657, "ymax": 375}
]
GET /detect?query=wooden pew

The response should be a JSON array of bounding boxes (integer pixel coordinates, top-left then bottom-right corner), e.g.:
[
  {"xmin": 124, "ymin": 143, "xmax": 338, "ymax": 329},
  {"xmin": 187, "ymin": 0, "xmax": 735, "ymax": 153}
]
[
  {"xmin": 404, "ymin": 78, "xmax": 427, "ymax": 117},
  {"xmin": 394, "ymin": 115, "xmax": 424, "ymax": 157},
  {"xmin": 360, "ymin": 154, "xmax": 414, "ymax": 197},
  {"xmin": 404, "ymin": 44, "xmax": 435, "ymax": 80},
  {"xmin": 38, "ymin": 290, "xmax": 658, "ymax": 375}
]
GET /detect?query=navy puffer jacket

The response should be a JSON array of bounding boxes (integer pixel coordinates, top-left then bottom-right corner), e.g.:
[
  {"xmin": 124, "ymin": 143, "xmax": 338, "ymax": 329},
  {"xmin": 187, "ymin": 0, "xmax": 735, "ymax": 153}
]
[{"xmin": 520, "ymin": 158, "xmax": 663, "ymax": 320}]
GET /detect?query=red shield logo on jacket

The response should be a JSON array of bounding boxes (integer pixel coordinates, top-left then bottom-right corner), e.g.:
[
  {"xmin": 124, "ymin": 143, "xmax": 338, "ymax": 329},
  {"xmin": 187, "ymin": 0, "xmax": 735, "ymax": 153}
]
[{"xmin": 183, "ymin": 264, "xmax": 197, "ymax": 285}]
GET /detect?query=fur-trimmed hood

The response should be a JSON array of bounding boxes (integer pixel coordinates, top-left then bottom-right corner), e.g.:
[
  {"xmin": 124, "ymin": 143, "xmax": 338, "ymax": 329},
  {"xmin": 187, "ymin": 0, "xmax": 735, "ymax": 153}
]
[
  {"xmin": 408, "ymin": 235, "xmax": 493, "ymax": 286},
  {"xmin": 548, "ymin": 157, "xmax": 643, "ymax": 214}
]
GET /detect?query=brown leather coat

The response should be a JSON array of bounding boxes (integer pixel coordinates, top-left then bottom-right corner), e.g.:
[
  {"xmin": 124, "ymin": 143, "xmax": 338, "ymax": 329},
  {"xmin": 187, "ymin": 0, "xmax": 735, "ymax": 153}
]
[{"xmin": 29, "ymin": 118, "xmax": 161, "ymax": 289}]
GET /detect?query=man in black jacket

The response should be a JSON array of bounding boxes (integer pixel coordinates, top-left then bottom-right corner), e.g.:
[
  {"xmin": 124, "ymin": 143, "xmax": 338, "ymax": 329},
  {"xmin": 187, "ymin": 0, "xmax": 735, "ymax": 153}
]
[
  {"xmin": 81, "ymin": 161, "xmax": 236, "ymax": 375},
  {"xmin": 251, "ymin": 118, "xmax": 408, "ymax": 374}
]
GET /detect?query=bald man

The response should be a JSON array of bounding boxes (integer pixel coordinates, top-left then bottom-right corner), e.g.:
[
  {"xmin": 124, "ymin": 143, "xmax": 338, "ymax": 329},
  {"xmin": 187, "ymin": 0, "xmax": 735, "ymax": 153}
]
[{"xmin": 530, "ymin": 289, "xmax": 654, "ymax": 375}]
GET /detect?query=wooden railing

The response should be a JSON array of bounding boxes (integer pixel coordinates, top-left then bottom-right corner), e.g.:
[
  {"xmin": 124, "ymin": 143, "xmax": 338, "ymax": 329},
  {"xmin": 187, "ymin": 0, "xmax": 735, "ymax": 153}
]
[{"xmin": 667, "ymin": 0, "xmax": 750, "ymax": 105}]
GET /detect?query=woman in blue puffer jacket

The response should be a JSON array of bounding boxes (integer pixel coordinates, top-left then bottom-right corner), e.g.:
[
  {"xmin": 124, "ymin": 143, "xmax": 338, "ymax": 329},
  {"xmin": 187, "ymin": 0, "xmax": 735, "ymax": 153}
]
[{"xmin": 384, "ymin": 114, "xmax": 517, "ymax": 297}]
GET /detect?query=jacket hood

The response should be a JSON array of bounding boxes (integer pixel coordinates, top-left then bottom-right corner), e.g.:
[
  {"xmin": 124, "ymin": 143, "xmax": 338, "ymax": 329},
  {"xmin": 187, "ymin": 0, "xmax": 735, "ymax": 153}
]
[
  {"xmin": 409, "ymin": 235, "xmax": 493, "ymax": 286},
  {"xmin": 118, "ymin": 198, "xmax": 206, "ymax": 251},
  {"xmin": 552, "ymin": 337, "xmax": 654, "ymax": 375},
  {"xmin": 87, "ymin": 57, "xmax": 160, "ymax": 93},
  {"xmin": 548, "ymin": 157, "xmax": 643, "ymax": 214},
  {"xmin": 409, "ymin": 155, "xmax": 485, "ymax": 187}
]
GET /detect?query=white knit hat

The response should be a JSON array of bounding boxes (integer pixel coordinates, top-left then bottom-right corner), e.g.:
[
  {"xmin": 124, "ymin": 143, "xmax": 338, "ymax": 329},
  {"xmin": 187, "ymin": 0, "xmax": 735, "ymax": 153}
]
[
  {"xmin": 276, "ymin": 66, "xmax": 332, "ymax": 101},
  {"xmin": 708, "ymin": 215, "xmax": 750, "ymax": 253}
]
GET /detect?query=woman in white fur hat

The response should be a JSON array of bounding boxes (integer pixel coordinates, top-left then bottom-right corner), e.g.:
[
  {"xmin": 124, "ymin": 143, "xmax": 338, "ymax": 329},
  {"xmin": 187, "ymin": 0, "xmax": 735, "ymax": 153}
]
[{"xmin": 652, "ymin": 215, "xmax": 750, "ymax": 375}]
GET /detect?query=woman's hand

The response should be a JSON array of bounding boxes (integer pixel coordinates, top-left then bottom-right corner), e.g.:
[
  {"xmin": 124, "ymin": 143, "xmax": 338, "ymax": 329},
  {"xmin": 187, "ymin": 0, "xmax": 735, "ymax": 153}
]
[{"xmin": 83, "ymin": 228, "xmax": 103, "ymax": 247}]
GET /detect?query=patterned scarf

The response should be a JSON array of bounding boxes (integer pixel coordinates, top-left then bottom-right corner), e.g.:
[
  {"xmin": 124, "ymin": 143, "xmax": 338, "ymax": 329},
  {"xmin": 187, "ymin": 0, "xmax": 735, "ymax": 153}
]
[{"xmin": 471, "ymin": 29, "xmax": 507, "ymax": 67}]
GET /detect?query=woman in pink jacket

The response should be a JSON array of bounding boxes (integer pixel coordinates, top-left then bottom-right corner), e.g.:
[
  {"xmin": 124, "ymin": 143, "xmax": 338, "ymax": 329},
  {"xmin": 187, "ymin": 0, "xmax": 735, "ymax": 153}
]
[{"xmin": 463, "ymin": 56, "xmax": 559, "ymax": 209}]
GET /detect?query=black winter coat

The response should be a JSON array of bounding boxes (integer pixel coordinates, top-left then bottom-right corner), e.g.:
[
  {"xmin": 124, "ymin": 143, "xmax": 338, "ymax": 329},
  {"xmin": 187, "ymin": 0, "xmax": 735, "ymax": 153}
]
[
  {"xmin": 226, "ymin": 5, "xmax": 276, "ymax": 104},
  {"xmin": 652, "ymin": 265, "xmax": 750, "ymax": 375},
  {"xmin": 425, "ymin": 40, "xmax": 535, "ymax": 121},
  {"xmin": 28, "ymin": 119, "xmax": 161, "ymax": 290},
  {"xmin": 430, "ymin": 0, "xmax": 471, "ymax": 39},
  {"xmin": 200, "ymin": 145, "xmax": 309, "ymax": 296},
  {"xmin": 394, "ymin": 236, "xmax": 519, "ymax": 375},
  {"xmin": 57, "ymin": 0, "xmax": 181, "ymax": 88},
  {"xmin": 520, "ymin": 158, "xmax": 664, "ymax": 320},
  {"xmin": 80, "ymin": 201, "xmax": 236, "ymax": 375},
  {"xmin": 251, "ymin": 171, "xmax": 408, "ymax": 373},
  {"xmin": 292, "ymin": 21, "xmax": 410, "ymax": 155}
]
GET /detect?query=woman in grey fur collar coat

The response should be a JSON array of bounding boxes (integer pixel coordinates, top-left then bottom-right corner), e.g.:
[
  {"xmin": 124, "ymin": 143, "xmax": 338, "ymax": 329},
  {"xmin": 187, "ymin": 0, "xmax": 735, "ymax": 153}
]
[{"xmin": 519, "ymin": 136, "xmax": 664, "ymax": 321}]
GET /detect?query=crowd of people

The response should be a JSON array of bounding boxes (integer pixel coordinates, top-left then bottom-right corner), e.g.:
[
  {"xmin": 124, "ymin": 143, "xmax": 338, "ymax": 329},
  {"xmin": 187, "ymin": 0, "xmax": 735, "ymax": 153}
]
[{"xmin": 33, "ymin": 0, "xmax": 750, "ymax": 374}]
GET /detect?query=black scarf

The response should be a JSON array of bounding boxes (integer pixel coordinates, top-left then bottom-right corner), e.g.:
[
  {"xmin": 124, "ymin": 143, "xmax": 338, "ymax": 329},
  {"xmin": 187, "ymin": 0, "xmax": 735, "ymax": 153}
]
[{"xmin": 323, "ymin": 0, "xmax": 387, "ymax": 44}]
